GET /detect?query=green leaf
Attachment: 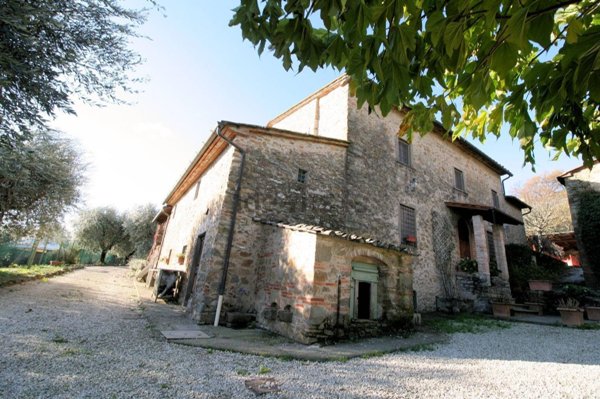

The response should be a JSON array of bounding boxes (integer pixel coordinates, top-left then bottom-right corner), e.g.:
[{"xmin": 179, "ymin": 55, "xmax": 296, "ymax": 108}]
[
  {"xmin": 490, "ymin": 42, "xmax": 518, "ymax": 75},
  {"xmin": 590, "ymin": 72, "xmax": 600, "ymax": 102},
  {"xmin": 527, "ymin": 13, "xmax": 553, "ymax": 47},
  {"xmin": 567, "ymin": 19, "xmax": 584, "ymax": 44},
  {"xmin": 505, "ymin": 7, "xmax": 528, "ymax": 48},
  {"xmin": 444, "ymin": 22, "xmax": 464, "ymax": 55}
]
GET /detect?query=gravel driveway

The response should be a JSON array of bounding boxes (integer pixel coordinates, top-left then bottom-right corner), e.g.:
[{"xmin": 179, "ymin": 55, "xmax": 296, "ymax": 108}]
[{"xmin": 1, "ymin": 266, "xmax": 599, "ymax": 398}]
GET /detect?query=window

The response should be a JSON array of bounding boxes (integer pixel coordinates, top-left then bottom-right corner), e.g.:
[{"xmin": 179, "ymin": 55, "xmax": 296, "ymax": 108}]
[
  {"xmin": 400, "ymin": 204, "xmax": 416, "ymax": 244},
  {"xmin": 297, "ymin": 168, "xmax": 308, "ymax": 183},
  {"xmin": 492, "ymin": 190, "xmax": 499, "ymax": 208},
  {"xmin": 193, "ymin": 179, "xmax": 201, "ymax": 200},
  {"xmin": 398, "ymin": 139, "xmax": 411, "ymax": 166},
  {"xmin": 454, "ymin": 168, "xmax": 465, "ymax": 191}
]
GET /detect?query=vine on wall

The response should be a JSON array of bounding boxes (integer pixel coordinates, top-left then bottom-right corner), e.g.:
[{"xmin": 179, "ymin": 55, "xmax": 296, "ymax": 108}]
[{"xmin": 431, "ymin": 210, "xmax": 456, "ymax": 298}]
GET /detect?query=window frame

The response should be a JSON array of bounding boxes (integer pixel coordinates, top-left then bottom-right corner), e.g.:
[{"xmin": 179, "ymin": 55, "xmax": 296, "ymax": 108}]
[
  {"xmin": 454, "ymin": 168, "xmax": 465, "ymax": 192},
  {"xmin": 397, "ymin": 138, "xmax": 411, "ymax": 166},
  {"xmin": 492, "ymin": 189, "xmax": 500, "ymax": 208},
  {"xmin": 297, "ymin": 168, "xmax": 308, "ymax": 184},
  {"xmin": 400, "ymin": 204, "xmax": 417, "ymax": 245}
]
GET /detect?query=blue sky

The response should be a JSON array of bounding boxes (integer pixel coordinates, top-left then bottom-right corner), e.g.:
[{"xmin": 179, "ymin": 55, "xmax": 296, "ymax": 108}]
[{"xmin": 53, "ymin": 1, "xmax": 582, "ymax": 213}]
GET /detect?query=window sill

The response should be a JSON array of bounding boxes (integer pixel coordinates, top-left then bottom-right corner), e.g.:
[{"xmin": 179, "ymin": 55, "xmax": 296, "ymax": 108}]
[
  {"xmin": 396, "ymin": 161, "xmax": 415, "ymax": 170},
  {"xmin": 452, "ymin": 187, "xmax": 468, "ymax": 196}
]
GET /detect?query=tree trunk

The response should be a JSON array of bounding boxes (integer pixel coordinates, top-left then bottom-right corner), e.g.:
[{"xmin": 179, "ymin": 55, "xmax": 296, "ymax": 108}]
[
  {"xmin": 100, "ymin": 249, "xmax": 107, "ymax": 264},
  {"xmin": 124, "ymin": 250, "xmax": 136, "ymax": 265},
  {"xmin": 27, "ymin": 238, "xmax": 40, "ymax": 266}
]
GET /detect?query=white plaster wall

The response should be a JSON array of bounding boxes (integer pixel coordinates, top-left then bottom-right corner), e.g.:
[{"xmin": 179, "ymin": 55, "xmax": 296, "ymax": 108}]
[{"xmin": 271, "ymin": 99, "xmax": 317, "ymax": 135}]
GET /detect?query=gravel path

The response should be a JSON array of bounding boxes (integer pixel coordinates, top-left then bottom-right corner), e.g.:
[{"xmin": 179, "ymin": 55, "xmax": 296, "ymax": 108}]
[{"xmin": 1, "ymin": 266, "xmax": 599, "ymax": 398}]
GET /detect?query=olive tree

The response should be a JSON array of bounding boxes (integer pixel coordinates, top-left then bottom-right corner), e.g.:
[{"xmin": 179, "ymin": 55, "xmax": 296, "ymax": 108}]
[
  {"xmin": 0, "ymin": 130, "xmax": 85, "ymax": 237},
  {"xmin": 74, "ymin": 207, "xmax": 128, "ymax": 264},
  {"xmin": 0, "ymin": 0, "xmax": 155, "ymax": 140},
  {"xmin": 232, "ymin": 0, "xmax": 600, "ymax": 166},
  {"xmin": 122, "ymin": 203, "xmax": 157, "ymax": 259}
]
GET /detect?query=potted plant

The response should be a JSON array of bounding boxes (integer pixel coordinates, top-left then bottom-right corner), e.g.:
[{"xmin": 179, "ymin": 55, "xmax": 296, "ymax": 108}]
[
  {"xmin": 457, "ymin": 258, "xmax": 478, "ymax": 274},
  {"xmin": 528, "ymin": 265, "xmax": 553, "ymax": 291},
  {"xmin": 586, "ymin": 305, "xmax": 600, "ymax": 321},
  {"xmin": 490, "ymin": 295, "xmax": 513, "ymax": 319},
  {"xmin": 556, "ymin": 298, "xmax": 584, "ymax": 326},
  {"xmin": 405, "ymin": 235, "xmax": 417, "ymax": 245}
]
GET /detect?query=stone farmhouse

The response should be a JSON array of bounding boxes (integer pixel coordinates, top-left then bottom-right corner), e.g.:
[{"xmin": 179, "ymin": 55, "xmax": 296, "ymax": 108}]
[
  {"xmin": 558, "ymin": 162, "xmax": 600, "ymax": 288},
  {"xmin": 148, "ymin": 76, "xmax": 528, "ymax": 343}
]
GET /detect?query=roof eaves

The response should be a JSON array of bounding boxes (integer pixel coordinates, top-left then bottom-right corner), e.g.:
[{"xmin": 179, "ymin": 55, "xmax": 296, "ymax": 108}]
[{"xmin": 253, "ymin": 218, "xmax": 417, "ymax": 255}]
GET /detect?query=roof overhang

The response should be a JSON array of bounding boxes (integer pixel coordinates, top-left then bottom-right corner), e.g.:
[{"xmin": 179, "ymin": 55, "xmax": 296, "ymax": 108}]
[
  {"xmin": 557, "ymin": 161, "xmax": 599, "ymax": 185},
  {"xmin": 504, "ymin": 195, "xmax": 531, "ymax": 210},
  {"xmin": 545, "ymin": 231, "xmax": 578, "ymax": 251},
  {"xmin": 446, "ymin": 202, "xmax": 523, "ymax": 225}
]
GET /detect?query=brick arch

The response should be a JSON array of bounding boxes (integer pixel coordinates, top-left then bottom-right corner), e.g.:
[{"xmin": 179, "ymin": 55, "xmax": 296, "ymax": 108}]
[{"xmin": 349, "ymin": 249, "xmax": 388, "ymax": 267}]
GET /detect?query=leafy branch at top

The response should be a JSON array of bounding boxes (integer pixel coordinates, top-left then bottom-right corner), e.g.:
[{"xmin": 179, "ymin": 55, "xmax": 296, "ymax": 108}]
[{"xmin": 231, "ymin": 0, "xmax": 600, "ymax": 167}]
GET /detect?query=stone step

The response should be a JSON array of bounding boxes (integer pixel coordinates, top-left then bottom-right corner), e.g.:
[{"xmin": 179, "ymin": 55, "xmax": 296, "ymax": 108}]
[{"xmin": 511, "ymin": 305, "xmax": 540, "ymax": 317}]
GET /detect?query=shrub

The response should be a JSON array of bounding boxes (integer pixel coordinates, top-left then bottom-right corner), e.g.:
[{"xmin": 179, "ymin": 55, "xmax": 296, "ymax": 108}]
[
  {"xmin": 577, "ymin": 190, "xmax": 600, "ymax": 280},
  {"xmin": 457, "ymin": 258, "xmax": 478, "ymax": 273}
]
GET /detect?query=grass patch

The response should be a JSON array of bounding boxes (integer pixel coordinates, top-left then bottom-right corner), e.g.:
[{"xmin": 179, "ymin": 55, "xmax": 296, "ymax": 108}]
[
  {"xmin": 575, "ymin": 323, "xmax": 600, "ymax": 330},
  {"xmin": 258, "ymin": 365, "xmax": 271, "ymax": 375},
  {"xmin": 236, "ymin": 369, "xmax": 250, "ymax": 376},
  {"xmin": 361, "ymin": 351, "xmax": 386, "ymax": 359},
  {"xmin": 425, "ymin": 313, "xmax": 511, "ymax": 334},
  {"xmin": 0, "ymin": 264, "xmax": 80, "ymax": 286}
]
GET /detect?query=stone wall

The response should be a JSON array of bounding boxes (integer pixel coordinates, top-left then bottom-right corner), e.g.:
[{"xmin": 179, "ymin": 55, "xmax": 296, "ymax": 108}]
[
  {"xmin": 158, "ymin": 146, "xmax": 235, "ymax": 321},
  {"xmin": 253, "ymin": 225, "xmax": 413, "ymax": 343},
  {"xmin": 233, "ymin": 128, "xmax": 348, "ymax": 228},
  {"xmin": 342, "ymin": 97, "xmax": 515, "ymax": 311},
  {"xmin": 563, "ymin": 164, "xmax": 600, "ymax": 287},
  {"xmin": 206, "ymin": 127, "xmax": 349, "ymax": 325}
]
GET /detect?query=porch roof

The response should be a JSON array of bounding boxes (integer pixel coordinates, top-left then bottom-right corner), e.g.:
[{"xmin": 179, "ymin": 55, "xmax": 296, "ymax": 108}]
[{"xmin": 445, "ymin": 202, "xmax": 523, "ymax": 225}]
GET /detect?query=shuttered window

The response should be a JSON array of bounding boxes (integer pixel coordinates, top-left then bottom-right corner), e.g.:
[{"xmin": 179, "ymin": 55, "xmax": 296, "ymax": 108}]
[
  {"xmin": 492, "ymin": 190, "xmax": 499, "ymax": 208},
  {"xmin": 398, "ymin": 139, "xmax": 411, "ymax": 166},
  {"xmin": 454, "ymin": 168, "xmax": 465, "ymax": 191},
  {"xmin": 400, "ymin": 204, "xmax": 416, "ymax": 244}
]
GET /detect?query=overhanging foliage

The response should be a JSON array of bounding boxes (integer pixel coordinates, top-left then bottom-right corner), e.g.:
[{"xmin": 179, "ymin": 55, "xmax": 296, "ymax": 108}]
[{"xmin": 232, "ymin": 0, "xmax": 600, "ymax": 166}]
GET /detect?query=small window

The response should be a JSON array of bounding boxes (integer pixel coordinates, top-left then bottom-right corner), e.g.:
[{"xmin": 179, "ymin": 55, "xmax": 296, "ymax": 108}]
[
  {"xmin": 398, "ymin": 139, "xmax": 411, "ymax": 166},
  {"xmin": 182, "ymin": 245, "xmax": 187, "ymax": 255},
  {"xmin": 400, "ymin": 204, "xmax": 417, "ymax": 245},
  {"xmin": 492, "ymin": 190, "xmax": 499, "ymax": 208},
  {"xmin": 454, "ymin": 168, "xmax": 465, "ymax": 191},
  {"xmin": 297, "ymin": 169, "xmax": 308, "ymax": 183},
  {"xmin": 193, "ymin": 179, "xmax": 201, "ymax": 200}
]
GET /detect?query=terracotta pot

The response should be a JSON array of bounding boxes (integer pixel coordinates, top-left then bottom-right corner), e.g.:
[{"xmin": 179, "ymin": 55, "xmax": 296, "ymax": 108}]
[
  {"xmin": 585, "ymin": 306, "xmax": 600, "ymax": 321},
  {"xmin": 491, "ymin": 302, "xmax": 511, "ymax": 319},
  {"xmin": 557, "ymin": 308, "xmax": 584, "ymax": 326},
  {"xmin": 528, "ymin": 280, "xmax": 553, "ymax": 291},
  {"xmin": 177, "ymin": 256, "xmax": 185, "ymax": 265}
]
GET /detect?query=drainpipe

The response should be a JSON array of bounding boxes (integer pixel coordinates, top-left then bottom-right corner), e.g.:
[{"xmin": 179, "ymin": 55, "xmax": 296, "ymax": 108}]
[
  {"xmin": 214, "ymin": 121, "xmax": 246, "ymax": 327},
  {"xmin": 501, "ymin": 172, "xmax": 513, "ymax": 196}
]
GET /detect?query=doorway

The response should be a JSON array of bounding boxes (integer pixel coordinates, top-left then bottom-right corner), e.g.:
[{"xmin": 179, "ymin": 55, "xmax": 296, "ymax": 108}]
[
  {"xmin": 183, "ymin": 233, "xmax": 205, "ymax": 306},
  {"xmin": 357, "ymin": 281, "xmax": 372, "ymax": 319},
  {"xmin": 350, "ymin": 262, "xmax": 379, "ymax": 320}
]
